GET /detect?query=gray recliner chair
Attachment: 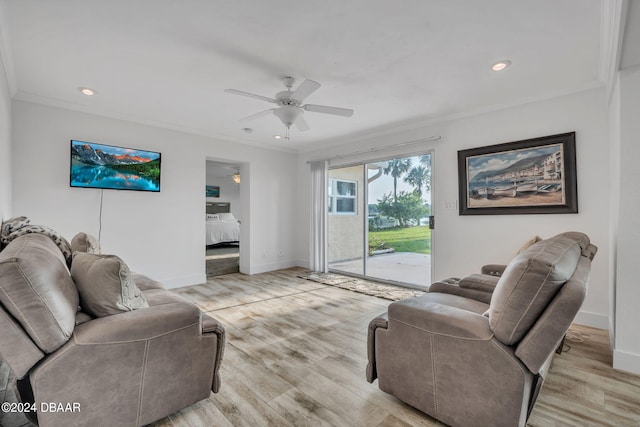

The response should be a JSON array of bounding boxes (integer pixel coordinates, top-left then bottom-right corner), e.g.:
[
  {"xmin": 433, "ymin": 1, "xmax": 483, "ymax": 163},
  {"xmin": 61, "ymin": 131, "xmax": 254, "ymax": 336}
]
[{"xmin": 366, "ymin": 232, "xmax": 597, "ymax": 427}]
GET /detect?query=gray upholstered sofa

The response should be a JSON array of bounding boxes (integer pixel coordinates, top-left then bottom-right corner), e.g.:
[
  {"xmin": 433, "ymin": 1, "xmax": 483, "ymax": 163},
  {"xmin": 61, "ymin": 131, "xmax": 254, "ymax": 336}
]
[
  {"xmin": 0, "ymin": 233, "xmax": 225, "ymax": 427},
  {"xmin": 366, "ymin": 232, "xmax": 597, "ymax": 427}
]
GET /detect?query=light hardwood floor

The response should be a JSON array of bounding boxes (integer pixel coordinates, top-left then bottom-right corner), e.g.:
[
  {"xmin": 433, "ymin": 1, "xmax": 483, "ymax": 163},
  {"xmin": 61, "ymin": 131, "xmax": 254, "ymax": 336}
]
[
  {"xmin": 160, "ymin": 267, "xmax": 640, "ymax": 427},
  {"xmin": 2, "ymin": 267, "xmax": 639, "ymax": 426}
]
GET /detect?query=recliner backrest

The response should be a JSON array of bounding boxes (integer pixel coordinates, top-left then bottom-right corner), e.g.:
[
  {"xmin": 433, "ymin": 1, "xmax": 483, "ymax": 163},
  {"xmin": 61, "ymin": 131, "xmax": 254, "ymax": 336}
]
[
  {"xmin": 515, "ymin": 251, "xmax": 594, "ymax": 373},
  {"xmin": 0, "ymin": 234, "xmax": 78, "ymax": 354},
  {"xmin": 488, "ymin": 232, "xmax": 590, "ymax": 346}
]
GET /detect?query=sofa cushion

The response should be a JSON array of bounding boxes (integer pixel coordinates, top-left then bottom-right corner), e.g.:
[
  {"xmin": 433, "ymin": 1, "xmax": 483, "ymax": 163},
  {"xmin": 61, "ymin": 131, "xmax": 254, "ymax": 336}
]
[
  {"xmin": 0, "ymin": 234, "xmax": 78, "ymax": 353},
  {"xmin": 488, "ymin": 232, "xmax": 587, "ymax": 345},
  {"xmin": 70, "ymin": 232, "xmax": 101, "ymax": 254},
  {"xmin": 71, "ymin": 252, "xmax": 149, "ymax": 317}
]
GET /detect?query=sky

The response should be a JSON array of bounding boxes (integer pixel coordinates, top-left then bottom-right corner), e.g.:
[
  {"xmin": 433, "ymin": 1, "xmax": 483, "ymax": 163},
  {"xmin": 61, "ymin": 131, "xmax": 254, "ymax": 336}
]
[
  {"xmin": 72, "ymin": 140, "xmax": 160, "ymax": 160},
  {"xmin": 367, "ymin": 155, "xmax": 431, "ymax": 204}
]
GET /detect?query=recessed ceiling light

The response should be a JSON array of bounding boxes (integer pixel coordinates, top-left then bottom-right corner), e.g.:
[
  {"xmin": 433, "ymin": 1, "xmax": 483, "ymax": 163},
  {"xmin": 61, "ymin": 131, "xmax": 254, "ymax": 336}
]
[
  {"xmin": 491, "ymin": 60, "xmax": 511, "ymax": 71},
  {"xmin": 273, "ymin": 135, "xmax": 282, "ymax": 140},
  {"xmin": 79, "ymin": 87, "xmax": 96, "ymax": 96}
]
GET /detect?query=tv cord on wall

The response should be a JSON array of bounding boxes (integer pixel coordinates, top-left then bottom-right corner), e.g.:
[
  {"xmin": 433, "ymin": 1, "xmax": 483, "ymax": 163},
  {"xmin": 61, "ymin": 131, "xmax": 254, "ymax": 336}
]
[{"xmin": 98, "ymin": 189, "xmax": 103, "ymax": 244}]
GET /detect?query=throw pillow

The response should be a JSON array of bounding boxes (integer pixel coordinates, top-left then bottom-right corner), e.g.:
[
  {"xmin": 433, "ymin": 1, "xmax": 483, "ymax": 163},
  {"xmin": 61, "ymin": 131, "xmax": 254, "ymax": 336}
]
[
  {"xmin": 71, "ymin": 252, "xmax": 149, "ymax": 317},
  {"xmin": 70, "ymin": 232, "xmax": 101, "ymax": 254}
]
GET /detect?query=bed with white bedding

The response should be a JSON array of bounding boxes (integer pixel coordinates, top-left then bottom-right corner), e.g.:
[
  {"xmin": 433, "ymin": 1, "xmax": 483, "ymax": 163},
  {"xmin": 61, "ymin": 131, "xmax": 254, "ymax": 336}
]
[{"xmin": 206, "ymin": 212, "xmax": 240, "ymax": 245}]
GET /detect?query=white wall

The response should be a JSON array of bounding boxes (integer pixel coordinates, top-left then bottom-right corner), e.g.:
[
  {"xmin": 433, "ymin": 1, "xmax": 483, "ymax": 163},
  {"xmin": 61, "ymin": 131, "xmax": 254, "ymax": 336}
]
[
  {"xmin": 11, "ymin": 100, "xmax": 298, "ymax": 286},
  {"xmin": 613, "ymin": 66, "xmax": 640, "ymax": 374},
  {"xmin": 0, "ymin": 45, "xmax": 11, "ymax": 220},
  {"xmin": 297, "ymin": 87, "xmax": 610, "ymax": 329}
]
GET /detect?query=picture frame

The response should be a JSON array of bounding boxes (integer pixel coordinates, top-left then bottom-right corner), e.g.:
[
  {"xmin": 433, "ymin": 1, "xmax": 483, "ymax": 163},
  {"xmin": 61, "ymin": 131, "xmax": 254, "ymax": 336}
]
[
  {"xmin": 458, "ymin": 132, "xmax": 577, "ymax": 215},
  {"xmin": 206, "ymin": 185, "xmax": 220, "ymax": 198}
]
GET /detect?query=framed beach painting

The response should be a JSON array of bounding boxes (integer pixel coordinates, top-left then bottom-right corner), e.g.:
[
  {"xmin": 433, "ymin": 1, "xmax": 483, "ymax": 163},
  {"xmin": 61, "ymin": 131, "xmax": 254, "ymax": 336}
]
[
  {"xmin": 206, "ymin": 185, "xmax": 220, "ymax": 198},
  {"xmin": 458, "ymin": 132, "xmax": 577, "ymax": 215}
]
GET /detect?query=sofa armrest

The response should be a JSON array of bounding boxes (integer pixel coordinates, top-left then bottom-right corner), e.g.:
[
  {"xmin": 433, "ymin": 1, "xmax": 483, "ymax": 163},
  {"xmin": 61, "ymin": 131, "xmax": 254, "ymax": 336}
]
[
  {"xmin": 202, "ymin": 313, "xmax": 226, "ymax": 393},
  {"xmin": 481, "ymin": 264, "xmax": 507, "ymax": 276},
  {"xmin": 73, "ymin": 302, "xmax": 201, "ymax": 344},
  {"xmin": 0, "ymin": 306, "xmax": 44, "ymax": 379},
  {"xmin": 366, "ymin": 313, "xmax": 388, "ymax": 383},
  {"xmin": 30, "ymin": 302, "xmax": 220, "ymax": 426}
]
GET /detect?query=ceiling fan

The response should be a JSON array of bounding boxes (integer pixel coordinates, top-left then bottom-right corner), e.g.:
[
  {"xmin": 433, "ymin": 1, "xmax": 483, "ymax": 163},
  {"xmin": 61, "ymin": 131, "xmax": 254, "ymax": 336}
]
[{"xmin": 225, "ymin": 76, "xmax": 354, "ymax": 139}]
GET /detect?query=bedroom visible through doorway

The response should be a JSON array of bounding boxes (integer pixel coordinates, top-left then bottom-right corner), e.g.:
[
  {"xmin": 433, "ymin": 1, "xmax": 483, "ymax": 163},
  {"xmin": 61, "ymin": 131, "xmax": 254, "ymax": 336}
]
[{"xmin": 205, "ymin": 160, "xmax": 242, "ymax": 277}]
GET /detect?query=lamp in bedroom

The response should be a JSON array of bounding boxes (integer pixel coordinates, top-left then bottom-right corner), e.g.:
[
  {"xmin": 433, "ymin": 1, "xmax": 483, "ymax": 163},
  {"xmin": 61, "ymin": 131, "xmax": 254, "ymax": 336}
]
[{"xmin": 232, "ymin": 171, "xmax": 240, "ymax": 183}]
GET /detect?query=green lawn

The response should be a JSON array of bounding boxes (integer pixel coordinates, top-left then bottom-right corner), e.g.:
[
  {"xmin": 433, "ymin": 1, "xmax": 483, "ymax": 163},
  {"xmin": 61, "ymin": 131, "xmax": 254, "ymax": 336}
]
[{"xmin": 369, "ymin": 226, "xmax": 431, "ymax": 254}]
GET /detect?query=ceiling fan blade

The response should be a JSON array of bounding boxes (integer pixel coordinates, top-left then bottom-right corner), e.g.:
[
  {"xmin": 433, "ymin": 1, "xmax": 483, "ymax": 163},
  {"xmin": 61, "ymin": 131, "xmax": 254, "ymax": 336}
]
[
  {"xmin": 294, "ymin": 115, "xmax": 310, "ymax": 132},
  {"xmin": 291, "ymin": 79, "xmax": 321, "ymax": 101},
  {"xmin": 303, "ymin": 104, "xmax": 354, "ymax": 117},
  {"xmin": 239, "ymin": 108, "xmax": 276, "ymax": 122},
  {"xmin": 225, "ymin": 89, "xmax": 276, "ymax": 104}
]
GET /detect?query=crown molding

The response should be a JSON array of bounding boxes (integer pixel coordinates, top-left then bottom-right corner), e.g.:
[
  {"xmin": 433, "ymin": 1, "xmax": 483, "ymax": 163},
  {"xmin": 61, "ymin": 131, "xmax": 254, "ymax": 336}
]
[
  {"xmin": 0, "ymin": 0, "xmax": 17, "ymax": 96},
  {"xmin": 13, "ymin": 90, "xmax": 297, "ymax": 154},
  {"xmin": 300, "ymin": 80, "xmax": 605, "ymax": 154},
  {"xmin": 600, "ymin": 0, "xmax": 628, "ymax": 105}
]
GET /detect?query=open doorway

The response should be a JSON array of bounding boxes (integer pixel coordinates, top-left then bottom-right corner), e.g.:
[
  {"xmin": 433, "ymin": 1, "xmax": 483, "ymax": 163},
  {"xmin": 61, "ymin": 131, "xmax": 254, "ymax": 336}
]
[{"xmin": 205, "ymin": 160, "xmax": 242, "ymax": 277}]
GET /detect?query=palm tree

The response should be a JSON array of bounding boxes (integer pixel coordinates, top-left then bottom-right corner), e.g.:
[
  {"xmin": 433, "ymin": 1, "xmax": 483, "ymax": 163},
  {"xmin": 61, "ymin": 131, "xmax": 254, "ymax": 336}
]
[
  {"xmin": 404, "ymin": 165, "xmax": 429, "ymax": 197},
  {"xmin": 419, "ymin": 154, "xmax": 431, "ymax": 164},
  {"xmin": 383, "ymin": 158, "xmax": 412, "ymax": 203}
]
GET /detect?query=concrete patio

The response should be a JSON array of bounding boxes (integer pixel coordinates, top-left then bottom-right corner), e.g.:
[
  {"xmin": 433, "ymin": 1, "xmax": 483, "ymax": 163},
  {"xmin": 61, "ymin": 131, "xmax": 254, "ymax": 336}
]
[{"xmin": 329, "ymin": 252, "xmax": 431, "ymax": 288}]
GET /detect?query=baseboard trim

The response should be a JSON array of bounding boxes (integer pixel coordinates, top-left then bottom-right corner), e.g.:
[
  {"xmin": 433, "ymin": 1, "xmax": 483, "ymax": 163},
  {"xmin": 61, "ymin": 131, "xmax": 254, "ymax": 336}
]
[
  {"xmin": 293, "ymin": 259, "xmax": 310, "ymax": 270},
  {"xmin": 613, "ymin": 349, "xmax": 640, "ymax": 375},
  {"xmin": 247, "ymin": 260, "xmax": 298, "ymax": 275},
  {"xmin": 161, "ymin": 273, "xmax": 207, "ymax": 289},
  {"xmin": 573, "ymin": 310, "xmax": 609, "ymax": 329}
]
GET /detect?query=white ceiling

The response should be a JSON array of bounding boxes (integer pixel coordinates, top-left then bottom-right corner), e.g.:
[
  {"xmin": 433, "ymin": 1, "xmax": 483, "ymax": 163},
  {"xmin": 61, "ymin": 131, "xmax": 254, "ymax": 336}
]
[{"xmin": 1, "ymin": 0, "xmax": 606, "ymax": 152}]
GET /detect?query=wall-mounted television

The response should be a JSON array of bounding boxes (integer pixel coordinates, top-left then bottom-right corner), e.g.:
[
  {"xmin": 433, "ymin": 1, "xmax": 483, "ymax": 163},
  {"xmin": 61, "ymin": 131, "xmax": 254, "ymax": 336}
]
[{"xmin": 70, "ymin": 140, "xmax": 161, "ymax": 192}]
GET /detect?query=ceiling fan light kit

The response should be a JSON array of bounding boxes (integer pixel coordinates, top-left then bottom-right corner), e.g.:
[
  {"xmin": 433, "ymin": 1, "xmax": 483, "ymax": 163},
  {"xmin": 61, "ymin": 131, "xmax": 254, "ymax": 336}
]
[{"xmin": 225, "ymin": 76, "xmax": 354, "ymax": 139}]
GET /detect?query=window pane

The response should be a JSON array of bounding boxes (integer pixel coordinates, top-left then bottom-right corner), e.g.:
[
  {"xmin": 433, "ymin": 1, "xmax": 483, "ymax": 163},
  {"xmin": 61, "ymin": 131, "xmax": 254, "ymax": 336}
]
[
  {"xmin": 336, "ymin": 198, "xmax": 355, "ymax": 213},
  {"xmin": 337, "ymin": 181, "xmax": 355, "ymax": 196}
]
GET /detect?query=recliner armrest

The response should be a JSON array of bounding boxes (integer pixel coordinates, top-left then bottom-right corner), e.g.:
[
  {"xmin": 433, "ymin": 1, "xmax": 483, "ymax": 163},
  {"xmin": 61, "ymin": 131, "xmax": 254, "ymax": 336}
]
[
  {"xmin": 74, "ymin": 302, "xmax": 202, "ymax": 345},
  {"xmin": 459, "ymin": 273, "xmax": 499, "ymax": 293},
  {"xmin": 481, "ymin": 264, "xmax": 507, "ymax": 276},
  {"xmin": 30, "ymin": 301, "xmax": 220, "ymax": 427},
  {"xmin": 388, "ymin": 297, "xmax": 493, "ymax": 340},
  {"xmin": 202, "ymin": 313, "xmax": 226, "ymax": 393},
  {"xmin": 366, "ymin": 313, "xmax": 388, "ymax": 383},
  {"xmin": 428, "ymin": 276, "xmax": 495, "ymax": 304}
]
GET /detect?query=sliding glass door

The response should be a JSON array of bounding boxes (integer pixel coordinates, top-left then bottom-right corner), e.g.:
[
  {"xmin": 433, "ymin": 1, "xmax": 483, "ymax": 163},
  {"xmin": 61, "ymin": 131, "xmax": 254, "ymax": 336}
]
[{"xmin": 328, "ymin": 152, "xmax": 433, "ymax": 288}]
